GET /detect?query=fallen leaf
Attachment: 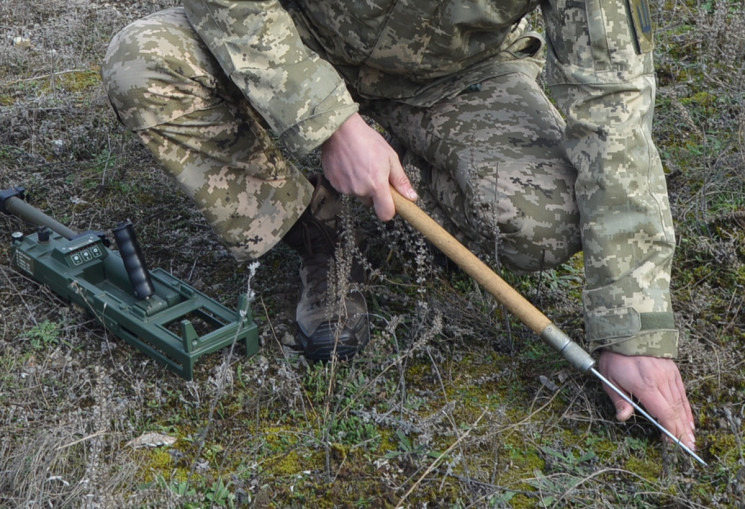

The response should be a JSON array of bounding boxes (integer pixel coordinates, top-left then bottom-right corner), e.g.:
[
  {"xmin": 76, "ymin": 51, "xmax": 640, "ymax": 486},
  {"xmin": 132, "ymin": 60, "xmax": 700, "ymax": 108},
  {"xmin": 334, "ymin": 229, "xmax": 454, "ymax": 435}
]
[{"xmin": 126, "ymin": 432, "xmax": 177, "ymax": 449}]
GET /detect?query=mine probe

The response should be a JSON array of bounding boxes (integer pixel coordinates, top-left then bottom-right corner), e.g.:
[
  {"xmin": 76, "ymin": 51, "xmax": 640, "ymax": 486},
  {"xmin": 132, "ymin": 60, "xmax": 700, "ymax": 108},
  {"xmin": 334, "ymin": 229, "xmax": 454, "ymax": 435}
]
[
  {"xmin": 1, "ymin": 186, "xmax": 258, "ymax": 381},
  {"xmin": 390, "ymin": 187, "xmax": 707, "ymax": 467}
]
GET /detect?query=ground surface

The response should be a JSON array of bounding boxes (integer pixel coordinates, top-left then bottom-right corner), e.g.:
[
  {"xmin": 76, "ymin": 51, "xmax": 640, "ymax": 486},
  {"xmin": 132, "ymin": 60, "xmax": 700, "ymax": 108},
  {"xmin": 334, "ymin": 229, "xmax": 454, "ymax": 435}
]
[{"xmin": 1, "ymin": 1, "xmax": 744, "ymax": 507}]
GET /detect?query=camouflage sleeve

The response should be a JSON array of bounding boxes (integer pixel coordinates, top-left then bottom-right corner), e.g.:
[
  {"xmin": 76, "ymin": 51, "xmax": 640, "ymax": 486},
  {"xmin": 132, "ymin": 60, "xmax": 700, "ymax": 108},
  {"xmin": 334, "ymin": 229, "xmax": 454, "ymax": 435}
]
[
  {"xmin": 543, "ymin": 0, "xmax": 679, "ymax": 358},
  {"xmin": 182, "ymin": 0, "xmax": 358, "ymax": 158}
]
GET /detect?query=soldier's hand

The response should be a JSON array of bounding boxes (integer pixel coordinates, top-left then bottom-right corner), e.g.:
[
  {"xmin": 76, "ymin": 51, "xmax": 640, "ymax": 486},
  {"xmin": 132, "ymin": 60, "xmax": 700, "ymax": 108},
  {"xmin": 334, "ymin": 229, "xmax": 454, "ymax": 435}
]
[
  {"xmin": 321, "ymin": 113, "xmax": 418, "ymax": 220},
  {"xmin": 597, "ymin": 350, "xmax": 696, "ymax": 450}
]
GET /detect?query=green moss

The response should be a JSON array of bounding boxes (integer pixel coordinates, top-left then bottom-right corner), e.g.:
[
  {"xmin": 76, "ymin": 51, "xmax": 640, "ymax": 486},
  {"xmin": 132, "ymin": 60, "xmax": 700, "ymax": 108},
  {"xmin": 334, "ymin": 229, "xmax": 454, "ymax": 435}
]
[
  {"xmin": 40, "ymin": 68, "xmax": 101, "ymax": 94},
  {"xmin": 264, "ymin": 449, "xmax": 309, "ymax": 477},
  {"xmin": 378, "ymin": 429, "xmax": 398, "ymax": 455},
  {"xmin": 139, "ymin": 448, "xmax": 181, "ymax": 484},
  {"xmin": 708, "ymin": 433, "xmax": 739, "ymax": 462},
  {"xmin": 263, "ymin": 425, "xmax": 301, "ymax": 452},
  {"xmin": 581, "ymin": 435, "xmax": 618, "ymax": 459},
  {"xmin": 680, "ymin": 91, "xmax": 716, "ymax": 108},
  {"xmin": 491, "ymin": 435, "xmax": 545, "ymax": 494},
  {"xmin": 623, "ymin": 455, "xmax": 661, "ymax": 482},
  {"xmin": 509, "ymin": 446, "xmax": 545, "ymax": 473}
]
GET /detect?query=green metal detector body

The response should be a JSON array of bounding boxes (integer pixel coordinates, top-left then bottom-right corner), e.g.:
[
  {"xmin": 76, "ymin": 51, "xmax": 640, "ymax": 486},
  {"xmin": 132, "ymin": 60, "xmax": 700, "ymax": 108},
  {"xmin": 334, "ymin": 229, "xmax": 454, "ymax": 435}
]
[{"xmin": 3, "ymin": 186, "xmax": 259, "ymax": 381}]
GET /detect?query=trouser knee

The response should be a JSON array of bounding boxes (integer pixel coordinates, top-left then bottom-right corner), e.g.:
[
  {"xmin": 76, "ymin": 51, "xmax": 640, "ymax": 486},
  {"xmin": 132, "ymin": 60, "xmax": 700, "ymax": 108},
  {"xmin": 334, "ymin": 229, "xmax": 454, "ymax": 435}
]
[
  {"xmin": 448, "ymin": 162, "xmax": 581, "ymax": 273},
  {"xmin": 368, "ymin": 72, "xmax": 583, "ymax": 273},
  {"xmin": 488, "ymin": 192, "xmax": 582, "ymax": 273},
  {"xmin": 101, "ymin": 7, "xmax": 313, "ymax": 260},
  {"xmin": 102, "ymin": 7, "xmax": 229, "ymax": 131}
]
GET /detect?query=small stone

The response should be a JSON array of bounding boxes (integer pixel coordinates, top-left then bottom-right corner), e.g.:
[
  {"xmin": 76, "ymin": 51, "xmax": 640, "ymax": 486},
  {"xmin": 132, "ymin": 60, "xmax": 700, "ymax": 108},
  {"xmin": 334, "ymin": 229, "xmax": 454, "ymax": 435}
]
[
  {"xmin": 12, "ymin": 36, "xmax": 32, "ymax": 49},
  {"xmin": 52, "ymin": 139, "xmax": 66, "ymax": 155}
]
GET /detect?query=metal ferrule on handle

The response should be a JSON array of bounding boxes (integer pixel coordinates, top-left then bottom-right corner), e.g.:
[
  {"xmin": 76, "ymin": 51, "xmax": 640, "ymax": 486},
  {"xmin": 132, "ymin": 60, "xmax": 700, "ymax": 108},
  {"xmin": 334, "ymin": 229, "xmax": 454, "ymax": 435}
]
[
  {"xmin": 390, "ymin": 188, "xmax": 593, "ymax": 372},
  {"xmin": 539, "ymin": 324, "xmax": 595, "ymax": 373}
]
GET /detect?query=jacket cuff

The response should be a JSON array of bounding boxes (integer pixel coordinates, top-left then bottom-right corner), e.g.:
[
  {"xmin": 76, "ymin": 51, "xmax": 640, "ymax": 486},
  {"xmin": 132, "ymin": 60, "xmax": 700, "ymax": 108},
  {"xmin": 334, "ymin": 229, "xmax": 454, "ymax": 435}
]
[
  {"xmin": 278, "ymin": 82, "xmax": 359, "ymax": 159},
  {"xmin": 586, "ymin": 307, "xmax": 679, "ymax": 358}
]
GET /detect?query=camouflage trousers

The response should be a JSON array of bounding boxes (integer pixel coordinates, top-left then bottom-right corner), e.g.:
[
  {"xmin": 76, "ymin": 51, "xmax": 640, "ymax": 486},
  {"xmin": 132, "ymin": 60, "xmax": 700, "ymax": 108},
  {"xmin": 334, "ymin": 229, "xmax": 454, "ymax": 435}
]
[
  {"xmin": 102, "ymin": 7, "xmax": 578, "ymax": 269},
  {"xmin": 364, "ymin": 76, "xmax": 581, "ymax": 273},
  {"xmin": 102, "ymin": 3, "xmax": 678, "ymax": 357},
  {"xmin": 102, "ymin": 8, "xmax": 314, "ymax": 261}
]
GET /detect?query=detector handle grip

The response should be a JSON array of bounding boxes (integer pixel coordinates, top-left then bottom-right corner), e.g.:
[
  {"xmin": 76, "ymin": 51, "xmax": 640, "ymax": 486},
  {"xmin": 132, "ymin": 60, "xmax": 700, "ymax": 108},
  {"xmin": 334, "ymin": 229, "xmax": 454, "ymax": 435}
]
[{"xmin": 113, "ymin": 222, "xmax": 155, "ymax": 300}]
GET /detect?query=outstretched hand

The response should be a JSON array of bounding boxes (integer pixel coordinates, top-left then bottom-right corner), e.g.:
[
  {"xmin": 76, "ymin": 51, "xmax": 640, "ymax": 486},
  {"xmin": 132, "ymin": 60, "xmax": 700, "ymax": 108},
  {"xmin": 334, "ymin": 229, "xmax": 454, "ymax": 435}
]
[
  {"xmin": 597, "ymin": 350, "xmax": 696, "ymax": 450},
  {"xmin": 321, "ymin": 113, "xmax": 418, "ymax": 220}
]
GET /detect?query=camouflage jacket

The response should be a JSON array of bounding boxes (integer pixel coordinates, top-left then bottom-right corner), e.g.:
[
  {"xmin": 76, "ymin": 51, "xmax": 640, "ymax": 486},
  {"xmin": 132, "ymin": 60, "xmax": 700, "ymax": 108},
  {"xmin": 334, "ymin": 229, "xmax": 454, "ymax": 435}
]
[
  {"xmin": 182, "ymin": 0, "xmax": 679, "ymax": 359},
  {"xmin": 183, "ymin": 0, "xmax": 542, "ymax": 158}
]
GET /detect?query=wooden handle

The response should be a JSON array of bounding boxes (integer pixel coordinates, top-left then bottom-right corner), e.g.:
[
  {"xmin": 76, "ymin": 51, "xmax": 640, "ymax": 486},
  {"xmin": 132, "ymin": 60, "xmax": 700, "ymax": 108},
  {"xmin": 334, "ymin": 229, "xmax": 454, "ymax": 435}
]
[{"xmin": 390, "ymin": 187, "xmax": 552, "ymax": 334}]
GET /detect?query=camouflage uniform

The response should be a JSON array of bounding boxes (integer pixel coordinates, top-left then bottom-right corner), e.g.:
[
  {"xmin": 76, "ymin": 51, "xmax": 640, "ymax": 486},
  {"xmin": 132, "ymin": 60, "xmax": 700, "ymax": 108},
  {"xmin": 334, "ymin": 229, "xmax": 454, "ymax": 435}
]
[{"xmin": 102, "ymin": 0, "xmax": 678, "ymax": 358}]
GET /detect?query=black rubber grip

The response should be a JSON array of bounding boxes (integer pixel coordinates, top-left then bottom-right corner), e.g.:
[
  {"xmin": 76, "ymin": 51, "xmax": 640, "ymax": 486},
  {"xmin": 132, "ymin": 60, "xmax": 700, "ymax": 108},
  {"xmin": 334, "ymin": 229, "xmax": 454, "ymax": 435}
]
[{"xmin": 113, "ymin": 222, "xmax": 155, "ymax": 300}]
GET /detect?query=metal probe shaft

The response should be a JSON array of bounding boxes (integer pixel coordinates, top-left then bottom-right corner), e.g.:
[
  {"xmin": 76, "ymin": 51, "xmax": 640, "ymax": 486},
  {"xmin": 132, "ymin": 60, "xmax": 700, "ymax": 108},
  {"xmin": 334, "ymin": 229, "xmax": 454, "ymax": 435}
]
[
  {"xmin": 540, "ymin": 324, "xmax": 706, "ymax": 465},
  {"xmin": 390, "ymin": 187, "xmax": 707, "ymax": 467},
  {"xmin": 591, "ymin": 367, "xmax": 707, "ymax": 466}
]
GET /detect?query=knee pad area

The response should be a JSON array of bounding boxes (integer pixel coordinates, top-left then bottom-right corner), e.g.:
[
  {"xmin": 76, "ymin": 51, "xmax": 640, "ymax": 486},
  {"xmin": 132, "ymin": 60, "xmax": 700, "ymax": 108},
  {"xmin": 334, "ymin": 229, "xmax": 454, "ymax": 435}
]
[
  {"xmin": 466, "ymin": 198, "xmax": 581, "ymax": 273},
  {"xmin": 101, "ymin": 8, "xmax": 222, "ymax": 130}
]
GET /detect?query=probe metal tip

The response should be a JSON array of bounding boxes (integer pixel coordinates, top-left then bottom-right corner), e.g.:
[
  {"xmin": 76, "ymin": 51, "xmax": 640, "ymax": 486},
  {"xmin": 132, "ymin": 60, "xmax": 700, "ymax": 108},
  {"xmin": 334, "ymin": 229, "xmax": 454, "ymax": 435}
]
[{"xmin": 590, "ymin": 368, "xmax": 707, "ymax": 467}]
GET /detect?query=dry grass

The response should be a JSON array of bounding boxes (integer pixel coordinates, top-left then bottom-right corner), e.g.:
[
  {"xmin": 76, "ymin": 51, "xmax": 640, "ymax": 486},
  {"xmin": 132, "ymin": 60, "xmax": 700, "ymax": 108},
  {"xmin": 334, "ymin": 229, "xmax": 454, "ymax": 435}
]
[{"xmin": 1, "ymin": 0, "xmax": 744, "ymax": 507}]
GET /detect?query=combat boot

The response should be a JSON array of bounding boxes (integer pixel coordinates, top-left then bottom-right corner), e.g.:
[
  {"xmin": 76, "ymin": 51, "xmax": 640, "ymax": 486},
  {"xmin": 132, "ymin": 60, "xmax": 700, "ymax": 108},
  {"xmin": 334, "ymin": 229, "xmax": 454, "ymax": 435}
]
[{"xmin": 283, "ymin": 176, "xmax": 369, "ymax": 361}]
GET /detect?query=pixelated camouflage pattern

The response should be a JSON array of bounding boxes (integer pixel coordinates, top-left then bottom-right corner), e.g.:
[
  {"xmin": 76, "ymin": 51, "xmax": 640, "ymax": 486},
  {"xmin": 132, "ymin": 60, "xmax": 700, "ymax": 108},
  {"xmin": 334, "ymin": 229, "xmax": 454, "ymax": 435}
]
[
  {"xmin": 365, "ymin": 69, "xmax": 582, "ymax": 274},
  {"xmin": 102, "ymin": 0, "xmax": 678, "ymax": 357},
  {"xmin": 284, "ymin": 1, "xmax": 544, "ymax": 106},
  {"xmin": 102, "ymin": 8, "xmax": 313, "ymax": 260},
  {"xmin": 542, "ymin": 0, "xmax": 678, "ymax": 357},
  {"xmin": 183, "ymin": 0, "xmax": 359, "ymax": 159}
]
